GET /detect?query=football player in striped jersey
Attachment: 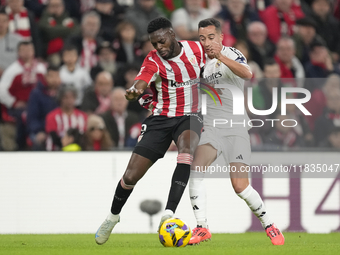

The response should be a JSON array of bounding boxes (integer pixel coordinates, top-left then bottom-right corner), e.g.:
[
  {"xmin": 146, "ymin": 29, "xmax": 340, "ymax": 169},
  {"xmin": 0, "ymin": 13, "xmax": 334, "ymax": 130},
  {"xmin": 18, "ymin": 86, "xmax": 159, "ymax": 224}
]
[{"xmin": 95, "ymin": 17, "xmax": 205, "ymax": 245}]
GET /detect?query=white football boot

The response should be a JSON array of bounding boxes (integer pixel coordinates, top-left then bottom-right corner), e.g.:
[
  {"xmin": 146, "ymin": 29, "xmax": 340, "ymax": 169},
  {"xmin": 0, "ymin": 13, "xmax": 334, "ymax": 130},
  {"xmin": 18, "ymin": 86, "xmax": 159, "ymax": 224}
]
[
  {"xmin": 158, "ymin": 209, "xmax": 174, "ymax": 232},
  {"xmin": 95, "ymin": 214, "xmax": 120, "ymax": 245}
]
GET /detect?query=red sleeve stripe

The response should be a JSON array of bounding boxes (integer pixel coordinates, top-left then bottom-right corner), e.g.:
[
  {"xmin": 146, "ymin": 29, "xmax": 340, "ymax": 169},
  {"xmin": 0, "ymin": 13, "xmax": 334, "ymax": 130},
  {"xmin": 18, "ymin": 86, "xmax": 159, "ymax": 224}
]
[{"xmin": 134, "ymin": 56, "xmax": 159, "ymax": 84}]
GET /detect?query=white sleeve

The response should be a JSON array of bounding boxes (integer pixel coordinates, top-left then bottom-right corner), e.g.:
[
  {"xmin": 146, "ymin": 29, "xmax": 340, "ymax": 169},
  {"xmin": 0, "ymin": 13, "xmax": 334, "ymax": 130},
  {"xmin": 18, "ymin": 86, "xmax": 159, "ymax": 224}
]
[
  {"xmin": 0, "ymin": 66, "xmax": 18, "ymax": 108},
  {"xmin": 220, "ymin": 47, "xmax": 250, "ymax": 80},
  {"xmin": 226, "ymin": 47, "xmax": 249, "ymax": 66}
]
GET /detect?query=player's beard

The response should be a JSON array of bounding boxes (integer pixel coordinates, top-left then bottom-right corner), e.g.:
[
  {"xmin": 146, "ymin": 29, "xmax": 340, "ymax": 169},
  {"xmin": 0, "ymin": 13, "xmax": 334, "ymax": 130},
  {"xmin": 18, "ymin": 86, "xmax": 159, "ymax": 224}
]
[{"xmin": 163, "ymin": 41, "xmax": 175, "ymax": 60}]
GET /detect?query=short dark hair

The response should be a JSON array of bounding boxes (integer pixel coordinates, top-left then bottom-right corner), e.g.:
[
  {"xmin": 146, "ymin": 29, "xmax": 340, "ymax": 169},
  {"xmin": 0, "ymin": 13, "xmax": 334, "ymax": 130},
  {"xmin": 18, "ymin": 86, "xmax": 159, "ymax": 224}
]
[
  {"xmin": 198, "ymin": 18, "xmax": 222, "ymax": 33},
  {"xmin": 58, "ymin": 85, "xmax": 77, "ymax": 102},
  {"xmin": 17, "ymin": 40, "xmax": 33, "ymax": 50},
  {"xmin": 116, "ymin": 20, "xmax": 136, "ymax": 36},
  {"xmin": 0, "ymin": 7, "xmax": 8, "ymax": 17},
  {"xmin": 264, "ymin": 58, "xmax": 278, "ymax": 67},
  {"xmin": 147, "ymin": 17, "xmax": 172, "ymax": 34},
  {"xmin": 66, "ymin": 128, "xmax": 85, "ymax": 148},
  {"xmin": 310, "ymin": 37, "xmax": 327, "ymax": 51},
  {"xmin": 296, "ymin": 17, "xmax": 317, "ymax": 29},
  {"xmin": 62, "ymin": 44, "xmax": 79, "ymax": 55},
  {"xmin": 47, "ymin": 65, "xmax": 60, "ymax": 73},
  {"xmin": 124, "ymin": 63, "xmax": 140, "ymax": 74}
]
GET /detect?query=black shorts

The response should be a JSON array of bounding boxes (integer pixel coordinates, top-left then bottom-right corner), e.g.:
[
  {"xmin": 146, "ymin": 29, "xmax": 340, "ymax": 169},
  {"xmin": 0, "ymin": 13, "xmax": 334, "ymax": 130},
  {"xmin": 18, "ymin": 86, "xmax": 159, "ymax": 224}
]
[{"xmin": 133, "ymin": 113, "xmax": 203, "ymax": 163}]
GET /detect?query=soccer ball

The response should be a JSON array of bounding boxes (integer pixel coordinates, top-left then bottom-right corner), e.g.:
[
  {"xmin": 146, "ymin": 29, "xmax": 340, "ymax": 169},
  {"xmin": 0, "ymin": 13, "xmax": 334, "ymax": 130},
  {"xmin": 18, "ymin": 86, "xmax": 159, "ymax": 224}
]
[{"xmin": 159, "ymin": 218, "xmax": 191, "ymax": 247}]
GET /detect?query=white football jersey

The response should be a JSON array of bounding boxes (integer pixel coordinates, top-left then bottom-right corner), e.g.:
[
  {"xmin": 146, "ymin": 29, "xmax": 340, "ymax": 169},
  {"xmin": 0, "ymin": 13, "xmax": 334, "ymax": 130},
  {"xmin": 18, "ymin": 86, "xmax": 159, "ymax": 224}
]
[{"xmin": 202, "ymin": 46, "xmax": 251, "ymax": 133}]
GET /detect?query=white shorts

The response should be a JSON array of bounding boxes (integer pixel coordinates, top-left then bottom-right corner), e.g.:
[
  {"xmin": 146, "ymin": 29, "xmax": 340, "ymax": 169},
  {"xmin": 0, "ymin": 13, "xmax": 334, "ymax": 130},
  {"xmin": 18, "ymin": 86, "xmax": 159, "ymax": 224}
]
[{"xmin": 198, "ymin": 126, "xmax": 251, "ymax": 165}]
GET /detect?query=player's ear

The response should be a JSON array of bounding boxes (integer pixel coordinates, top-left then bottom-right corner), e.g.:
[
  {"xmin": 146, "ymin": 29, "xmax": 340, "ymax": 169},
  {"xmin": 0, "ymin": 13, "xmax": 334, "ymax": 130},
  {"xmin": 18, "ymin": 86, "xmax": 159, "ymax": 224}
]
[{"xmin": 220, "ymin": 33, "xmax": 224, "ymax": 41}]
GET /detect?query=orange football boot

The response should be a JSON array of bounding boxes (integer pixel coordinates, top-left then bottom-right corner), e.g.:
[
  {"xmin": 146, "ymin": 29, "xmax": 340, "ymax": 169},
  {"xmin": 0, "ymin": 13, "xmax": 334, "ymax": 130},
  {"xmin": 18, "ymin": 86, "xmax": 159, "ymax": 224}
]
[
  {"xmin": 265, "ymin": 224, "xmax": 285, "ymax": 245},
  {"xmin": 188, "ymin": 227, "xmax": 212, "ymax": 245}
]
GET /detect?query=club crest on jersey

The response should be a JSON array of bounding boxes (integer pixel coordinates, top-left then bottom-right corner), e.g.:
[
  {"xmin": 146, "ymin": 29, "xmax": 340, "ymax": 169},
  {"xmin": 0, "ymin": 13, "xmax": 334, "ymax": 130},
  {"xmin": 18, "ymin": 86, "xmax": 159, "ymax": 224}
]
[
  {"xmin": 189, "ymin": 56, "xmax": 197, "ymax": 65},
  {"xmin": 215, "ymin": 60, "xmax": 221, "ymax": 67}
]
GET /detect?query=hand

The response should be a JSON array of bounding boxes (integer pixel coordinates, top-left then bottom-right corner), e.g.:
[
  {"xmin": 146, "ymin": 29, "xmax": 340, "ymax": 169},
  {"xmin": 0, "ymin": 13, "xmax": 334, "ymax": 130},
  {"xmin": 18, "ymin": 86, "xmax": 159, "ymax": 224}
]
[
  {"xmin": 331, "ymin": 52, "xmax": 339, "ymax": 63},
  {"xmin": 207, "ymin": 41, "xmax": 223, "ymax": 59},
  {"xmin": 14, "ymin": 100, "xmax": 26, "ymax": 109},
  {"xmin": 139, "ymin": 94, "xmax": 154, "ymax": 110},
  {"xmin": 125, "ymin": 87, "xmax": 144, "ymax": 101},
  {"xmin": 325, "ymin": 52, "xmax": 334, "ymax": 71},
  {"xmin": 35, "ymin": 132, "xmax": 47, "ymax": 144},
  {"xmin": 304, "ymin": 133, "xmax": 314, "ymax": 142}
]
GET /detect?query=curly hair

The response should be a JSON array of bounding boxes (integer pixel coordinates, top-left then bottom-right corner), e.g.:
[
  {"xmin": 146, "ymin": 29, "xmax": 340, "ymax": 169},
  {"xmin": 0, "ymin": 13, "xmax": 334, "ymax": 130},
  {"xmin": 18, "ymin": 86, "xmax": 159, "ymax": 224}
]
[{"xmin": 147, "ymin": 17, "xmax": 172, "ymax": 34}]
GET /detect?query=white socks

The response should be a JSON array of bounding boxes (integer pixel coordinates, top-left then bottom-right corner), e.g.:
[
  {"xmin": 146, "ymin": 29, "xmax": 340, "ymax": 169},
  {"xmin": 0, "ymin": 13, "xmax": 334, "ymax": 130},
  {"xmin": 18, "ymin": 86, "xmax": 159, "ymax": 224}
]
[
  {"xmin": 237, "ymin": 184, "xmax": 273, "ymax": 229},
  {"xmin": 182, "ymin": 170, "xmax": 272, "ymax": 230},
  {"xmin": 189, "ymin": 170, "xmax": 208, "ymax": 228},
  {"xmin": 162, "ymin": 209, "xmax": 174, "ymax": 218},
  {"xmin": 107, "ymin": 212, "xmax": 120, "ymax": 222}
]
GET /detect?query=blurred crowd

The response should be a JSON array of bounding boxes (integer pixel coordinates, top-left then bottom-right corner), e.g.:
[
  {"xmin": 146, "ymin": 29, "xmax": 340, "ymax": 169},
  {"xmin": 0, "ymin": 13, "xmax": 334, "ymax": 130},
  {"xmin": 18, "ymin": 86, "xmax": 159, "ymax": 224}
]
[{"xmin": 0, "ymin": 0, "xmax": 339, "ymax": 151}]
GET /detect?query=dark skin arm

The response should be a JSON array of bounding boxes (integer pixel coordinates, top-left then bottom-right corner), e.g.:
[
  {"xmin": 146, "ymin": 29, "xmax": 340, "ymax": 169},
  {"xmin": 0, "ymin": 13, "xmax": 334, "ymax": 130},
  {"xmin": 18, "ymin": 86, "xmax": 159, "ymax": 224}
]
[{"xmin": 125, "ymin": 80, "xmax": 149, "ymax": 101}]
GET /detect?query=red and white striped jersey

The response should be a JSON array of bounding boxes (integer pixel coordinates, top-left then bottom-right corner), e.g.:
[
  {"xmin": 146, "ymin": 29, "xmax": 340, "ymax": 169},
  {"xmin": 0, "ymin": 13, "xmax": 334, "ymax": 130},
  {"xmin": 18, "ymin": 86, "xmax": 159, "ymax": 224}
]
[
  {"xmin": 45, "ymin": 108, "xmax": 87, "ymax": 151},
  {"xmin": 135, "ymin": 40, "xmax": 205, "ymax": 117}
]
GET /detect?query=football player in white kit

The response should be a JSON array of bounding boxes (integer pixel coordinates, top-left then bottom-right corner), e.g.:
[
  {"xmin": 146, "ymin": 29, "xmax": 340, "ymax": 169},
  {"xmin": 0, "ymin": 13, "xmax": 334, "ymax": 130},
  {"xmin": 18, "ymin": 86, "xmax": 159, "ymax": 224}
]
[{"xmin": 188, "ymin": 18, "xmax": 285, "ymax": 246}]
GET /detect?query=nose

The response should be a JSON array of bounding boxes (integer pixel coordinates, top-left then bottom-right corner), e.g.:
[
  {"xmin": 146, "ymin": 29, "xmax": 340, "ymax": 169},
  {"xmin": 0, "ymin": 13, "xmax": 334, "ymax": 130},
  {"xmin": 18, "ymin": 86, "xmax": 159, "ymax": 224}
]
[{"xmin": 156, "ymin": 43, "xmax": 163, "ymax": 51}]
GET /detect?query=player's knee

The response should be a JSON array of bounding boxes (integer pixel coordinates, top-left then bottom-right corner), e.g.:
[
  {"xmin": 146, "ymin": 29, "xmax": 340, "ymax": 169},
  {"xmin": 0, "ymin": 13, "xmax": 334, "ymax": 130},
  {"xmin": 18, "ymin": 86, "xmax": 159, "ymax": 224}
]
[
  {"xmin": 178, "ymin": 147, "xmax": 194, "ymax": 155},
  {"xmin": 232, "ymin": 180, "xmax": 249, "ymax": 194},
  {"xmin": 233, "ymin": 184, "xmax": 246, "ymax": 194},
  {"xmin": 176, "ymin": 133, "xmax": 198, "ymax": 155},
  {"xmin": 122, "ymin": 173, "xmax": 139, "ymax": 186}
]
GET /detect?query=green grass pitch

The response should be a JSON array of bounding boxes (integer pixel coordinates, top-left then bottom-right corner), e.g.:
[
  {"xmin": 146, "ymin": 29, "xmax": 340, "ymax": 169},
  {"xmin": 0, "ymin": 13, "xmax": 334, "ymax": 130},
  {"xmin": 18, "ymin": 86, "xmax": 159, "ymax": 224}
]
[{"xmin": 1, "ymin": 233, "xmax": 339, "ymax": 255}]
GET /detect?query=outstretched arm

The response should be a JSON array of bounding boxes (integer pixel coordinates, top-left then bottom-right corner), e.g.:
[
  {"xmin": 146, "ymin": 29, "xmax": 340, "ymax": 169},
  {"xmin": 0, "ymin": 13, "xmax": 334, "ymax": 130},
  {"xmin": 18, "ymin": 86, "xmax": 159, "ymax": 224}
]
[
  {"xmin": 125, "ymin": 79, "xmax": 149, "ymax": 101},
  {"xmin": 127, "ymin": 52, "xmax": 158, "ymax": 101}
]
